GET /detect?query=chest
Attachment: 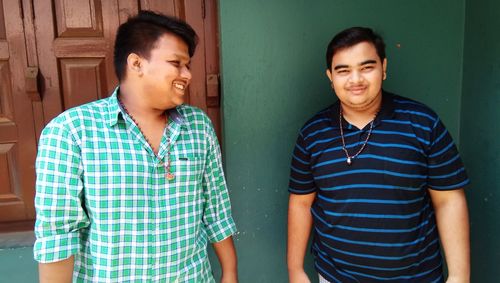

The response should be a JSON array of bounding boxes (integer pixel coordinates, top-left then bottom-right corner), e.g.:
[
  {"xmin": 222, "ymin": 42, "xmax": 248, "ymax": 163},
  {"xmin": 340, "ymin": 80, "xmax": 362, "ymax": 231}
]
[{"xmin": 309, "ymin": 121, "xmax": 431, "ymax": 194}]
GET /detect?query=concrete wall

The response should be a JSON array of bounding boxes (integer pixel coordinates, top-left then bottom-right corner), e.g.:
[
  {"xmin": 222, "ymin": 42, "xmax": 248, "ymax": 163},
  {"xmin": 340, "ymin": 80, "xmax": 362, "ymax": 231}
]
[
  {"xmin": 218, "ymin": 0, "xmax": 466, "ymax": 282},
  {"xmin": 461, "ymin": 0, "xmax": 500, "ymax": 282}
]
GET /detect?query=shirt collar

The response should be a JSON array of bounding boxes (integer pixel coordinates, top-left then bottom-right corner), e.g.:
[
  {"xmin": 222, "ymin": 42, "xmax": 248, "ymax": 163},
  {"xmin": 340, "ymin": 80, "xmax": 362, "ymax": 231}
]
[
  {"xmin": 376, "ymin": 90, "xmax": 396, "ymax": 122},
  {"xmin": 329, "ymin": 90, "xmax": 396, "ymax": 128},
  {"xmin": 107, "ymin": 87, "xmax": 121, "ymax": 127},
  {"xmin": 107, "ymin": 86, "xmax": 188, "ymax": 128}
]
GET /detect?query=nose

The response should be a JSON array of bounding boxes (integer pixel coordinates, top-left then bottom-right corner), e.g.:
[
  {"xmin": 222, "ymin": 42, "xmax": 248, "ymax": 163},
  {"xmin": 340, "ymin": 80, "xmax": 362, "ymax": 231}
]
[
  {"xmin": 181, "ymin": 65, "xmax": 192, "ymax": 81},
  {"xmin": 349, "ymin": 70, "xmax": 363, "ymax": 83}
]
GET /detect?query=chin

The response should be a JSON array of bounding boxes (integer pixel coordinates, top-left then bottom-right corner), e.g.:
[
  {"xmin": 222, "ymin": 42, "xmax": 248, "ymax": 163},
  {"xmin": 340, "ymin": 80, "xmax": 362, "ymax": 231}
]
[
  {"xmin": 169, "ymin": 99, "xmax": 183, "ymax": 108},
  {"xmin": 346, "ymin": 98, "xmax": 369, "ymax": 106},
  {"xmin": 176, "ymin": 97, "xmax": 185, "ymax": 105}
]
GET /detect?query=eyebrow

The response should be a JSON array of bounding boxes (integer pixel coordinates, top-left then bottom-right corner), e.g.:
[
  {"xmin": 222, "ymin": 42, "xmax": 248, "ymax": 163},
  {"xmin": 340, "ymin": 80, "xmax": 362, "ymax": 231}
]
[
  {"xmin": 333, "ymin": 64, "xmax": 349, "ymax": 71},
  {"xmin": 333, "ymin": 59, "xmax": 378, "ymax": 70},
  {"xmin": 360, "ymin": 59, "xmax": 377, "ymax": 66},
  {"xmin": 169, "ymin": 52, "xmax": 190, "ymax": 59}
]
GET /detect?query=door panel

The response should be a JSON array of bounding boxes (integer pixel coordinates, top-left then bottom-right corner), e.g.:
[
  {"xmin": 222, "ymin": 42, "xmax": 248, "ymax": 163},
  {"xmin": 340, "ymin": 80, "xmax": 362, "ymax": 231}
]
[
  {"xmin": 0, "ymin": 0, "xmax": 37, "ymax": 224},
  {"xmin": 54, "ymin": 0, "xmax": 103, "ymax": 37},
  {"xmin": 59, "ymin": 58, "xmax": 108, "ymax": 108}
]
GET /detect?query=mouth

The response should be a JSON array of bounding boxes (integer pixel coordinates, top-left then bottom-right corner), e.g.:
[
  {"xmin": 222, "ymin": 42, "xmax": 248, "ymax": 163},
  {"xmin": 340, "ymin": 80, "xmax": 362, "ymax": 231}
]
[
  {"xmin": 347, "ymin": 86, "xmax": 367, "ymax": 94},
  {"xmin": 173, "ymin": 81, "xmax": 187, "ymax": 91}
]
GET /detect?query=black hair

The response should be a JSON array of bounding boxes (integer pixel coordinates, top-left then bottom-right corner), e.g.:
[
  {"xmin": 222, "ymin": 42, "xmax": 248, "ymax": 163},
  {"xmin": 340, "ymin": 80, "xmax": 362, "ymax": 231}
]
[
  {"xmin": 113, "ymin": 10, "xmax": 198, "ymax": 81},
  {"xmin": 325, "ymin": 27, "xmax": 385, "ymax": 70}
]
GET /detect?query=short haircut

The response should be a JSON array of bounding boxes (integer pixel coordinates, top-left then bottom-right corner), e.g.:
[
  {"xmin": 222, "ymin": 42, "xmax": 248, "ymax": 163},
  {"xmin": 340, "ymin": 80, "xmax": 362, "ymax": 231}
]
[
  {"xmin": 113, "ymin": 10, "xmax": 198, "ymax": 81},
  {"xmin": 325, "ymin": 27, "xmax": 386, "ymax": 70}
]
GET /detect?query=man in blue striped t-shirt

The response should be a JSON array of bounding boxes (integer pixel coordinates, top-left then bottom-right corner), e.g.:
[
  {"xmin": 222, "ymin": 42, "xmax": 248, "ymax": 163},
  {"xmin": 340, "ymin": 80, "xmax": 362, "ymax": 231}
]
[{"xmin": 287, "ymin": 27, "xmax": 470, "ymax": 283}]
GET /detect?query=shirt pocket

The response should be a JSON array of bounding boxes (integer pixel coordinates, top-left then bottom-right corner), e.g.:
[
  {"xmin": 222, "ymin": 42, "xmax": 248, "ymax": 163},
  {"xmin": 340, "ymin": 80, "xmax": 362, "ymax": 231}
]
[
  {"xmin": 172, "ymin": 154, "xmax": 204, "ymax": 185},
  {"xmin": 171, "ymin": 155, "xmax": 205, "ymax": 211}
]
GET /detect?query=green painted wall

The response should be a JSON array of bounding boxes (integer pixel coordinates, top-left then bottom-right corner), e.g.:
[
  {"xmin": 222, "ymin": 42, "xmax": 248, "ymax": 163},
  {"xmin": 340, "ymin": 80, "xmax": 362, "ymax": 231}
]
[
  {"xmin": 461, "ymin": 0, "xmax": 500, "ymax": 282},
  {"xmin": 218, "ymin": 0, "xmax": 466, "ymax": 282},
  {"xmin": 0, "ymin": 247, "xmax": 38, "ymax": 282}
]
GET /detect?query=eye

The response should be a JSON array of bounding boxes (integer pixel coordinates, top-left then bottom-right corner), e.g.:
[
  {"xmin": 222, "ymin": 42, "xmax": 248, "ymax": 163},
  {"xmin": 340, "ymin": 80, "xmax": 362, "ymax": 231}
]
[
  {"xmin": 336, "ymin": 69, "xmax": 350, "ymax": 75},
  {"xmin": 168, "ymin": 60, "xmax": 191, "ymax": 70},
  {"xmin": 168, "ymin": 61, "xmax": 180, "ymax": 67},
  {"xmin": 361, "ymin": 65, "xmax": 375, "ymax": 72}
]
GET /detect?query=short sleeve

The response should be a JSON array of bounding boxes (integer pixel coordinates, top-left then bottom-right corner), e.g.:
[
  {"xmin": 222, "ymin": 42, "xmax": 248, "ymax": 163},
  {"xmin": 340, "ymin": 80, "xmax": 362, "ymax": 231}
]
[
  {"xmin": 33, "ymin": 121, "xmax": 90, "ymax": 263},
  {"xmin": 201, "ymin": 120, "xmax": 237, "ymax": 243},
  {"xmin": 427, "ymin": 118, "xmax": 470, "ymax": 190},
  {"xmin": 288, "ymin": 132, "xmax": 316, "ymax": 194}
]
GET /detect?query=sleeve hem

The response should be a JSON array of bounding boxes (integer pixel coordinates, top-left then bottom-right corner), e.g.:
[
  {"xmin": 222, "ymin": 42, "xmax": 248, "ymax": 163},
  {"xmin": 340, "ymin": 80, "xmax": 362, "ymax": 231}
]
[
  {"xmin": 206, "ymin": 217, "xmax": 237, "ymax": 243},
  {"xmin": 288, "ymin": 188, "xmax": 316, "ymax": 195},
  {"xmin": 428, "ymin": 179, "xmax": 470, "ymax": 191},
  {"xmin": 33, "ymin": 232, "xmax": 80, "ymax": 263}
]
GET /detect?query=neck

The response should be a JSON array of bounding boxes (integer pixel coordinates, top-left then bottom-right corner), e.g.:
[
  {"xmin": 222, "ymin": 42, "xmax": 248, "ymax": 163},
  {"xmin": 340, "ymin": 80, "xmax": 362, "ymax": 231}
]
[
  {"xmin": 119, "ymin": 83, "xmax": 165, "ymax": 121},
  {"xmin": 341, "ymin": 94, "xmax": 382, "ymax": 129}
]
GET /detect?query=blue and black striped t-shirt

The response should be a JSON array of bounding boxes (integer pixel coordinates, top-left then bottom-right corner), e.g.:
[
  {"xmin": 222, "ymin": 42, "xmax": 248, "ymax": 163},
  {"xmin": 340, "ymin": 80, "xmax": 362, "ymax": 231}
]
[{"xmin": 289, "ymin": 92, "xmax": 469, "ymax": 282}]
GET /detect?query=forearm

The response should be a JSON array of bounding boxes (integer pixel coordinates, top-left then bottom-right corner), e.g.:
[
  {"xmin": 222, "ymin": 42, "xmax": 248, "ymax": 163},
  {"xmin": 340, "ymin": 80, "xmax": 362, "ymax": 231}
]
[
  {"xmin": 39, "ymin": 256, "xmax": 74, "ymax": 283},
  {"xmin": 430, "ymin": 189, "xmax": 470, "ymax": 282},
  {"xmin": 212, "ymin": 236, "xmax": 238, "ymax": 283},
  {"xmin": 287, "ymin": 193, "xmax": 315, "ymax": 279}
]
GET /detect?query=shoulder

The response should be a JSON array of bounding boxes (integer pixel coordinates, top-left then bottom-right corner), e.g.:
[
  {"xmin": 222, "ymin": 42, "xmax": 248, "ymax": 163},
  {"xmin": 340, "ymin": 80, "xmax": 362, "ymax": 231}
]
[
  {"xmin": 42, "ymin": 97, "xmax": 112, "ymax": 136},
  {"xmin": 175, "ymin": 104, "xmax": 215, "ymax": 137},
  {"xmin": 176, "ymin": 104, "xmax": 211, "ymax": 124},
  {"xmin": 389, "ymin": 93, "xmax": 440, "ymax": 126},
  {"xmin": 299, "ymin": 104, "xmax": 335, "ymax": 139},
  {"xmin": 175, "ymin": 105, "xmax": 220, "ymax": 151}
]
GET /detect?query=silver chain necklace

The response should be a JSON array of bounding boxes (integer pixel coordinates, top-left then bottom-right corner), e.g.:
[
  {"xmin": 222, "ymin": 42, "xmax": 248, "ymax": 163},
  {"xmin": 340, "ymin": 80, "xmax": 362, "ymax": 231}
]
[{"xmin": 339, "ymin": 107, "xmax": 376, "ymax": 165}]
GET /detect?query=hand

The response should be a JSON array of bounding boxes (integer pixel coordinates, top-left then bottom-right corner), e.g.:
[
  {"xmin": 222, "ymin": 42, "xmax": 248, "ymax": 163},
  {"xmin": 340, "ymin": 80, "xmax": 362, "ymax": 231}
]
[{"xmin": 289, "ymin": 269, "xmax": 311, "ymax": 283}]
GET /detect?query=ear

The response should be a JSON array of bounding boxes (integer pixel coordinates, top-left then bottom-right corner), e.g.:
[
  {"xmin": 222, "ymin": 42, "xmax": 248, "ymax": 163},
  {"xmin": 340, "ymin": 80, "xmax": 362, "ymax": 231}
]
[
  {"xmin": 326, "ymin": 69, "xmax": 333, "ymax": 82},
  {"xmin": 382, "ymin": 58, "xmax": 388, "ymax": 80},
  {"xmin": 126, "ymin": 53, "xmax": 144, "ymax": 77}
]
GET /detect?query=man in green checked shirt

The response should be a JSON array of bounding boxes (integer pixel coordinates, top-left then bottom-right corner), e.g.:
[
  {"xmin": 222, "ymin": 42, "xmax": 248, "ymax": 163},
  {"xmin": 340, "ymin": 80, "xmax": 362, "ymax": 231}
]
[{"xmin": 34, "ymin": 11, "xmax": 238, "ymax": 282}]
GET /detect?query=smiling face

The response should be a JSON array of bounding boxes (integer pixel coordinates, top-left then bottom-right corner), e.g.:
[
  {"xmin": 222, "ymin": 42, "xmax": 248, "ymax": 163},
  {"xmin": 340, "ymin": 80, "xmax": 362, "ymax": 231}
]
[
  {"xmin": 138, "ymin": 33, "xmax": 192, "ymax": 110},
  {"xmin": 326, "ymin": 41, "xmax": 387, "ymax": 114}
]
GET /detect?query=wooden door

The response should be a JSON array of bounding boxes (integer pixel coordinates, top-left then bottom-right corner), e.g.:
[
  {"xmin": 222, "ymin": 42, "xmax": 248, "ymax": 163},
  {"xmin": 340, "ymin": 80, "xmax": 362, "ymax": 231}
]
[
  {"xmin": 0, "ymin": 0, "xmax": 221, "ymax": 230},
  {"xmin": 0, "ymin": 0, "xmax": 38, "ymax": 230},
  {"xmin": 35, "ymin": 0, "xmax": 221, "ymax": 132}
]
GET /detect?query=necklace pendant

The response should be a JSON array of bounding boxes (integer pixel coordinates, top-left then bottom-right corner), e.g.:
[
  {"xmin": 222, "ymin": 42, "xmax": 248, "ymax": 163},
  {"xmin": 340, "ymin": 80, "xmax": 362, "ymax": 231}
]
[
  {"xmin": 346, "ymin": 157, "xmax": 352, "ymax": 165},
  {"xmin": 166, "ymin": 172, "xmax": 175, "ymax": 181}
]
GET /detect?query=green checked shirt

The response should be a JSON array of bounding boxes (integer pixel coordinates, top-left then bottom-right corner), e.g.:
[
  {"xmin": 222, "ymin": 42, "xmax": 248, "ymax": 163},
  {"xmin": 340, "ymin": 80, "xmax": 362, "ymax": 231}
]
[{"xmin": 34, "ymin": 88, "xmax": 236, "ymax": 282}]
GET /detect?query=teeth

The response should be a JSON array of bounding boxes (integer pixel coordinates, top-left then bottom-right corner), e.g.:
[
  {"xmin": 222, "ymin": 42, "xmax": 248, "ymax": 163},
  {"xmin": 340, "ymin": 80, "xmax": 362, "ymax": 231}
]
[{"xmin": 174, "ymin": 83, "xmax": 185, "ymax": 90}]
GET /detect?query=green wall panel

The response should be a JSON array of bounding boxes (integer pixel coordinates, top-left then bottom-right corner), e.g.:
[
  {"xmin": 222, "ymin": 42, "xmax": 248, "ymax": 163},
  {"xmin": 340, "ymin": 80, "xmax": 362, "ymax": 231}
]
[
  {"xmin": 218, "ymin": 0, "xmax": 466, "ymax": 282},
  {"xmin": 461, "ymin": 0, "xmax": 500, "ymax": 281}
]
